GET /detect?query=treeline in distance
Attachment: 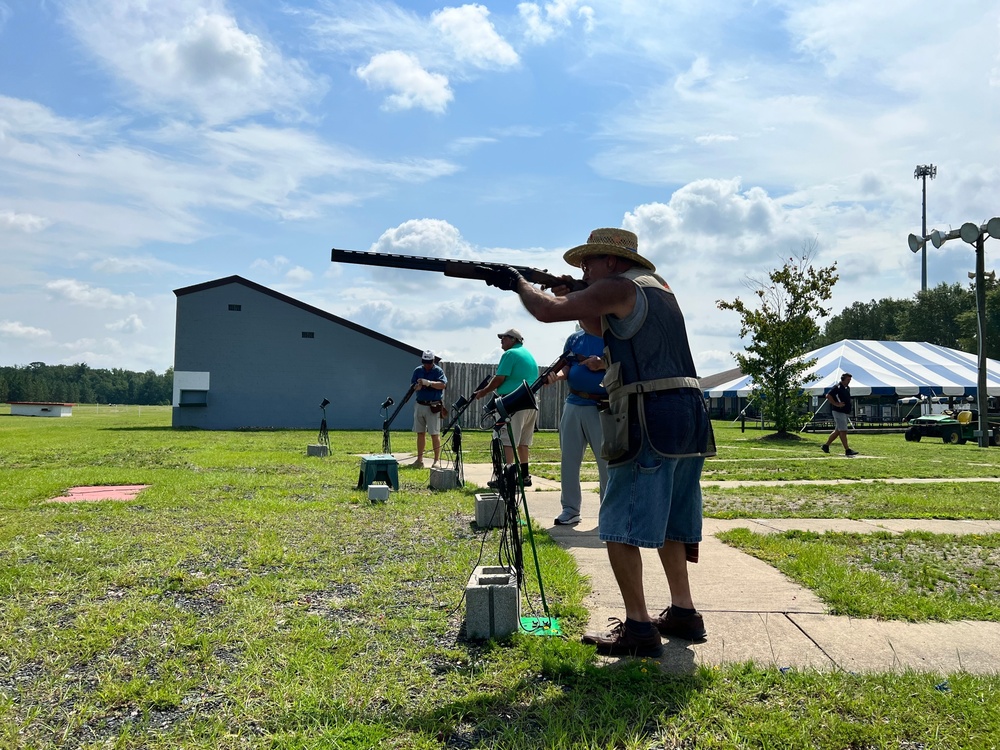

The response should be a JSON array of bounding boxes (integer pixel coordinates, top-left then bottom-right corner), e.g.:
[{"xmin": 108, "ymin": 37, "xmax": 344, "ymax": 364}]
[{"xmin": 0, "ymin": 362, "xmax": 173, "ymax": 405}]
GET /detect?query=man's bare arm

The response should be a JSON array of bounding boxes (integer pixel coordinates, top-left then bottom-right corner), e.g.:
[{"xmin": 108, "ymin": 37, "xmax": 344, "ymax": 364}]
[{"xmin": 515, "ymin": 277, "xmax": 635, "ymax": 327}]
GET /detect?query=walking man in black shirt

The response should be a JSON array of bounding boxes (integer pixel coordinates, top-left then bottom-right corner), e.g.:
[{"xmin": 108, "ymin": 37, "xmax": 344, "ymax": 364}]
[{"xmin": 822, "ymin": 373, "xmax": 858, "ymax": 456}]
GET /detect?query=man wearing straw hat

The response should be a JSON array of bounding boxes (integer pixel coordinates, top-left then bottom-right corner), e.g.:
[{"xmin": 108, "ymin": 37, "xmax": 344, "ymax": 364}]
[{"xmin": 483, "ymin": 228, "xmax": 716, "ymax": 657}]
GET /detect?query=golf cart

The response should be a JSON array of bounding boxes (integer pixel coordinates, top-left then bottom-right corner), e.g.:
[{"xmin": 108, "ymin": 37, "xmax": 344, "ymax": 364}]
[{"xmin": 902, "ymin": 399, "xmax": 1000, "ymax": 445}]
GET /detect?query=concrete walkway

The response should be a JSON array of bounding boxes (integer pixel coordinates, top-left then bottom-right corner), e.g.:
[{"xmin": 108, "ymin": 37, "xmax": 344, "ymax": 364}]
[{"xmin": 456, "ymin": 461, "xmax": 1000, "ymax": 674}]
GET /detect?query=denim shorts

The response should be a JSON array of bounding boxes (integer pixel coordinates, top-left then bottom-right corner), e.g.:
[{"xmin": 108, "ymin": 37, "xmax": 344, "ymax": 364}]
[{"xmin": 598, "ymin": 438, "xmax": 704, "ymax": 548}]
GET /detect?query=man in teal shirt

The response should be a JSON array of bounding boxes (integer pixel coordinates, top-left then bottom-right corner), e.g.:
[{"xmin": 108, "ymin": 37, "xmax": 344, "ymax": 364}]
[{"xmin": 474, "ymin": 328, "xmax": 539, "ymax": 485}]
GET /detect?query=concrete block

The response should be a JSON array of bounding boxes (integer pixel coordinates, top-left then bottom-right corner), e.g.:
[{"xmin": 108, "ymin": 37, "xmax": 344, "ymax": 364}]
[
  {"xmin": 465, "ymin": 566, "xmax": 519, "ymax": 640},
  {"xmin": 307, "ymin": 444, "xmax": 329, "ymax": 457},
  {"xmin": 475, "ymin": 492, "xmax": 504, "ymax": 528},
  {"xmin": 429, "ymin": 467, "xmax": 459, "ymax": 490},
  {"xmin": 367, "ymin": 483, "xmax": 390, "ymax": 503}
]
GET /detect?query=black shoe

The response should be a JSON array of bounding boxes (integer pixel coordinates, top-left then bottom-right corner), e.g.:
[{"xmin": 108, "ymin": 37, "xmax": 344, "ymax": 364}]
[
  {"xmin": 820, "ymin": 444, "xmax": 829, "ymax": 454},
  {"xmin": 845, "ymin": 449, "xmax": 859, "ymax": 456},
  {"xmin": 653, "ymin": 607, "xmax": 707, "ymax": 642},
  {"xmin": 582, "ymin": 618, "xmax": 662, "ymax": 657},
  {"xmin": 522, "ymin": 476, "xmax": 532, "ymax": 487},
  {"xmin": 487, "ymin": 478, "xmax": 500, "ymax": 489}
]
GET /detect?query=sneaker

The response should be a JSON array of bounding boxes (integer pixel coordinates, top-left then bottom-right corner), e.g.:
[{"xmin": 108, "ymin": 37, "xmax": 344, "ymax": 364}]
[
  {"xmin": 554, "ymin": 510, "xmax": 581, "ymax": 526},
  {"xmin": 412, "ymin": 459, "xmax": 425, "ymax": 469},
  {"xmin": 487, "ymin": 477, "xmax": 500, "ymax": 489},
  {"xmin": 522, "ymin": 476, "xmax": 532, "ymax": 487},
  {"xmin": 845, "ymin": 448, "xmax": 859, "ymax": 456},
  {"xmin": 582, "ymin": 618, "xmax": 663, "ymax": 657},
  {"xmin": 653, "ymin": 607, "xmax": 707, "ymax": 642},
  {"xmin": 431, "ymin": 459, "xmax": 441, "ymax": 468},
  {"xmin": 820, "ymin": 444, "xmax": 830, "ymax": 453}
]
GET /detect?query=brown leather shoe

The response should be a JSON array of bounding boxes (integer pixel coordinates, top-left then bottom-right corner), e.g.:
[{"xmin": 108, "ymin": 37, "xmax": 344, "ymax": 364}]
[
  {"xmin": 653, "ymin": 607, "xmax": 707, "ymax": 642},
  {"xmin": 581, "ymin": 618, "xmax": 663, "ymax": 657}
]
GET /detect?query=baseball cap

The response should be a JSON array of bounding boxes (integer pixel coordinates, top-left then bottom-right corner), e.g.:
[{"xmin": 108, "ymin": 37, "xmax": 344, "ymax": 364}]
[
  {"xmin": 497, "ymin": 328, "xmax": 523, "ymax": 342},
  {"xmin": 421, "ymin": 349, "xmax": 435, "ymax": 362}
]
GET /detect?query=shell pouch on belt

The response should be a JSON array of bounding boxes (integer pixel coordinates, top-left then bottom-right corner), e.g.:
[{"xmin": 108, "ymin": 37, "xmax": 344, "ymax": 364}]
[{"xmin": 598, "ymin": 361, "xmax": 629, "ymax": 462}]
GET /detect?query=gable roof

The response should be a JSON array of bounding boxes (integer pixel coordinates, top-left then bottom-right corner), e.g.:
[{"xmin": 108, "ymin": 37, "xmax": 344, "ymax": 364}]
[
  {"xmin": 174, "ymin": 275, "xmax": 422, "ymax": 359},
  {"xmin": 705, "ymin": 340, "xmax": 1000, "ymax": 398}
]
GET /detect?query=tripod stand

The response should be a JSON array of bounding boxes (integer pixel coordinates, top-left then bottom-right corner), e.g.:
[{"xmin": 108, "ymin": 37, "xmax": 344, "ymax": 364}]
[
  {"xmin": 317, "ymin": 398, "xmax": 331, "ymax": 454},
  {"xmin": 380, "ymin": 385, "xmax": 415, "ymax": 454}
]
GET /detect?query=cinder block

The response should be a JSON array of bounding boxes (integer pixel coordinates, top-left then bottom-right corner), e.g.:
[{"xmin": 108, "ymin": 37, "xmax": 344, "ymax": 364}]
[
  {"xmin": 465, "ymin": 566, "xmax": 519, "ymax": 640},
  {"xmin": 429, "ymin": 467, "xmax": 459, "ymax": 490},
  {"xmin": 367, "ymin": 483, "xmax": 390, "ymax": 502},
  {"xmin": 307, "ymin": 444, "xmax": 329, "ymax": 457},
  {"xmin": 475, "ymin": 492, "xmax": 504, "ymax": 528}
]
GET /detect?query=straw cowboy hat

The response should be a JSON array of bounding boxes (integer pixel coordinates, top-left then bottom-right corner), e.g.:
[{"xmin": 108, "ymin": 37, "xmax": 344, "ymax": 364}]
[{"xmin": 562, "ymin": 227, "xmax": 656, "ymax": 272}]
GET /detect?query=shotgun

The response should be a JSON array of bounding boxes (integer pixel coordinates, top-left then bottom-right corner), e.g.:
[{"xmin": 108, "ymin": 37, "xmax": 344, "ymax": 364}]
[{"xmin": 330, "ymin": 248, "xmax": 586, "ymax": 292}]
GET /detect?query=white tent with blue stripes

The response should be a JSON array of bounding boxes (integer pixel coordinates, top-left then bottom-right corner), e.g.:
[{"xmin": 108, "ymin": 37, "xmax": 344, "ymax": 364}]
[{"xmin": 705, "ymin": 340, "xmax": 1000, "ymax": 398}]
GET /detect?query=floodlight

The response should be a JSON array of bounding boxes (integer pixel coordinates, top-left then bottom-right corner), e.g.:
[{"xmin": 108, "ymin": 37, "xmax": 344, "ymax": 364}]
[
  {"xmin": 320, "ymin": 398, "xmax": 330, "ymax": 409},
  {"xmin": 986, "ymin": 217, "xmax": 1000, "ymax": 239},
  {"xmin": 907, "ymin": 233, "xmax": 925, "ymax": 253},
  {"xmin": 960, "ymin": 222, "xmax": 982, "ymax": 244}
]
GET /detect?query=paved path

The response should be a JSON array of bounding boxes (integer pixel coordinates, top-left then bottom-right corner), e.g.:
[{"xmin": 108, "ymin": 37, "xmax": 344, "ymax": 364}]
[{"xmin": 454, "ymin": 461, "xmax": 1000, "ymax": 674}]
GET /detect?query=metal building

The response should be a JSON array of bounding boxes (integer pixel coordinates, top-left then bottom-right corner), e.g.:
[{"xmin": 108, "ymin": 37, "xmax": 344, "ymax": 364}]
[{"xmin": 172, "ymin": 275, "xmax": 424, "ymax": 430}]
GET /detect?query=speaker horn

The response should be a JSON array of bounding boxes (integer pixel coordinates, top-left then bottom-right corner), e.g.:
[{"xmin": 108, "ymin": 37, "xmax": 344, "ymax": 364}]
[
  {"xmin": 907, "ymin": 233, "xmax": 924, "ymax": 254},
  {"xmin": 487, "ymin": 380, "xmax": 537, "ymax": 419}
]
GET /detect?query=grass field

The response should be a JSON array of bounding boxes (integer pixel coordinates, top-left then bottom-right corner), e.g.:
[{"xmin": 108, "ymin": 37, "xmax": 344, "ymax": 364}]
[{"xmin": 2, "ymin": 407, "xmax": 999, "ymax": 749}]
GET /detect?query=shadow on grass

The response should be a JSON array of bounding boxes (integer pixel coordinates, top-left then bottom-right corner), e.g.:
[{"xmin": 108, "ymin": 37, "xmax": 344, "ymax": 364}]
[{"xmin": 405, "ymin": 646, "xmax": 704, "ymax": 748}]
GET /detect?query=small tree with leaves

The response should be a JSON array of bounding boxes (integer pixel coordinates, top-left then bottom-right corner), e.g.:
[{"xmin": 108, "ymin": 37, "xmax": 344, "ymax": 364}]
[{"xmin": 717, "ymin": 248, "xmax": 839, "ymax": 436}]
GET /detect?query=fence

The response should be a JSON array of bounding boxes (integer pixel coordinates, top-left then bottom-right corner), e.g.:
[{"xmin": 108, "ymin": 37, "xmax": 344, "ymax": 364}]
[{"xmin": 443, "ymin": 361, "xmax": 569, "ymax": 431}]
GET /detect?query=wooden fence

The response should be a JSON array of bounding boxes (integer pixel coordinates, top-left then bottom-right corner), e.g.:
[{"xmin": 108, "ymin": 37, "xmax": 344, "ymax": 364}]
[{"xmin": 439, "ymin": 361, "xmax": 569, "ymax": 431}]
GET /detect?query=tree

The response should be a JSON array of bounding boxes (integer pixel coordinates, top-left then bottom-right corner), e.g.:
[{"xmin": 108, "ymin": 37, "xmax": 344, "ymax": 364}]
[
  {"xmin": 718, "ymin": 249, "xmax": 839, "ymax": 437},
  {"xmin": 898, "ymin": 282, "xmax": 972, "ymax": 350},
  {"xmin": 811, "ymin": 297, "xmax": 911, "ymax": 348}
]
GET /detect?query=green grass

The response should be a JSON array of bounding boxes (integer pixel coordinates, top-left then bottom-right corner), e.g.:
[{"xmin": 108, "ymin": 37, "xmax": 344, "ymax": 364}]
[
  {"xmin": 2, "ymin": 408, "xmax": 1000, "ymax": 748},
  {"xmin": 719, "ymin": 528, "xmax": 1000, "ymax": 621}
]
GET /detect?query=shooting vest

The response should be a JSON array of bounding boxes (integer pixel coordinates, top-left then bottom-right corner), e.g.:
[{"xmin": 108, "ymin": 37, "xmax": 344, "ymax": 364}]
[{"xmin": 599, "ymin": 268, "xmax": 716, "ymax": 463}]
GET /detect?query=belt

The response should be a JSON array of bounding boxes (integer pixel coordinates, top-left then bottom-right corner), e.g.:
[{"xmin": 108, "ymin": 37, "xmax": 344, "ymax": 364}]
[
  {"xmin": 416, "ymin": 400, "xmax": 441, "ymax": 405},
  {"xmin": 570, "ymin": 388, "xmax": 608, "ymax": 403}
]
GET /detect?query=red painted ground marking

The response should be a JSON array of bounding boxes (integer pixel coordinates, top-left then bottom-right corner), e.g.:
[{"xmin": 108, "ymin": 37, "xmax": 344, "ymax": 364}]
[{"xmin": 46, "ymin": 485, "xmax": 151, "ymax": 503}]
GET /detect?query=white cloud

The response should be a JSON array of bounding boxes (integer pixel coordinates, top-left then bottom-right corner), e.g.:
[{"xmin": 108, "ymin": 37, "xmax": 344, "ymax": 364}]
[
  {"xmin": 695, "ymin": 134, "xmax": 738, "ymax": 145},
  {"xmin": 251, "ymin": 255, "xmax": 291, "ymax": 272},
  {"xmin": 518, "ymin": 0, "xmax": 593, "ymax": 44},
  {"xmin": 90, "ymin": 255, "xmax": 193, "ymax": 274},
  {"xmin": 285, "ymin": 266, "xmax": 314, "ymax": 283},
  {"xmin": 0, "ymin": 320, "xmax": 51, "ymax": 339},
  {"xmin": 45, "ymin": 279, "xmax": 145, "ymax": 310},
  {"xmin": 64, "ymin": 0, "xmax": 323, "ymax": 124},
  {"xmin": 0, "ymin": 96, "xmax": 459, "ymax": 257},
  {"xmin": 0, "ymin": 210, "xmax": 51, "ymax": 232},
  {"xmin": 431, "ymin": 5, "xmax": 519, "ymax": 69},
  {"xmin": 370, "ymin": 218, "xmax": 472, "ymax": 258},
  {"xmin": 356, "ymin": 51, "xmax": 453, "ymax": 113},
  {"xmin": 105, "ymin": 313, "xmax": 145, "ymax": 333}
]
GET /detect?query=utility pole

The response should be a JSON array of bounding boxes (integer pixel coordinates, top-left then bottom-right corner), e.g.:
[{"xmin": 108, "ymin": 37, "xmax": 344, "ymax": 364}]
[{"xmin": 914, "ymin": 164, "xmax": 937, "ymax": 292}]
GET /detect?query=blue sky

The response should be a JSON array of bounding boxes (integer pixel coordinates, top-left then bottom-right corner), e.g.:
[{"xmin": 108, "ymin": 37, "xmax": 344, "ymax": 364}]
[{"xmin": 2, "ymin": 0, "xmax": 999, "ymax": 375}]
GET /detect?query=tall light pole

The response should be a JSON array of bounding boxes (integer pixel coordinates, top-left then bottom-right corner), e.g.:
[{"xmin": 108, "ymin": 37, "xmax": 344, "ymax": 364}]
[
  {"xmin": 914, "ymin": 164, "xmax": 937, "ymax": 292},
  {"xmin": 910, "ymin": 217, "xmax": 1000, "ymax": 447}
]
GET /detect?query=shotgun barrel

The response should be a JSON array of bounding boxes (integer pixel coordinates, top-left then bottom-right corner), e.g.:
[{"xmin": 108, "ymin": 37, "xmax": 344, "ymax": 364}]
[{"xmin": 331, "ymin": 248, "xmax": 586, "ymax": 292}]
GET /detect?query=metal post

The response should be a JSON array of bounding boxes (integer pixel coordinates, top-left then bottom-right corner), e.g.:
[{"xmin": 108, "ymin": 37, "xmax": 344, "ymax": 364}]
[
  {"xmin": 914, "ymin": 164, "xmax": 936, "ymax": 293},
  {"xmin": 920, "ymin": 176, "xmax": 928, "ymax": 292},
  {"xmin": 975, "ymin": 234, "xmax": 989, "ymax": 448}
]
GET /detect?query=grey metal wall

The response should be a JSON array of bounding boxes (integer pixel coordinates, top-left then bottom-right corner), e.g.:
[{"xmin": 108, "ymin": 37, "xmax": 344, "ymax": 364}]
[{"xmin": 172, "ymin": 281, "xmax": 423, "ymax": 430}]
